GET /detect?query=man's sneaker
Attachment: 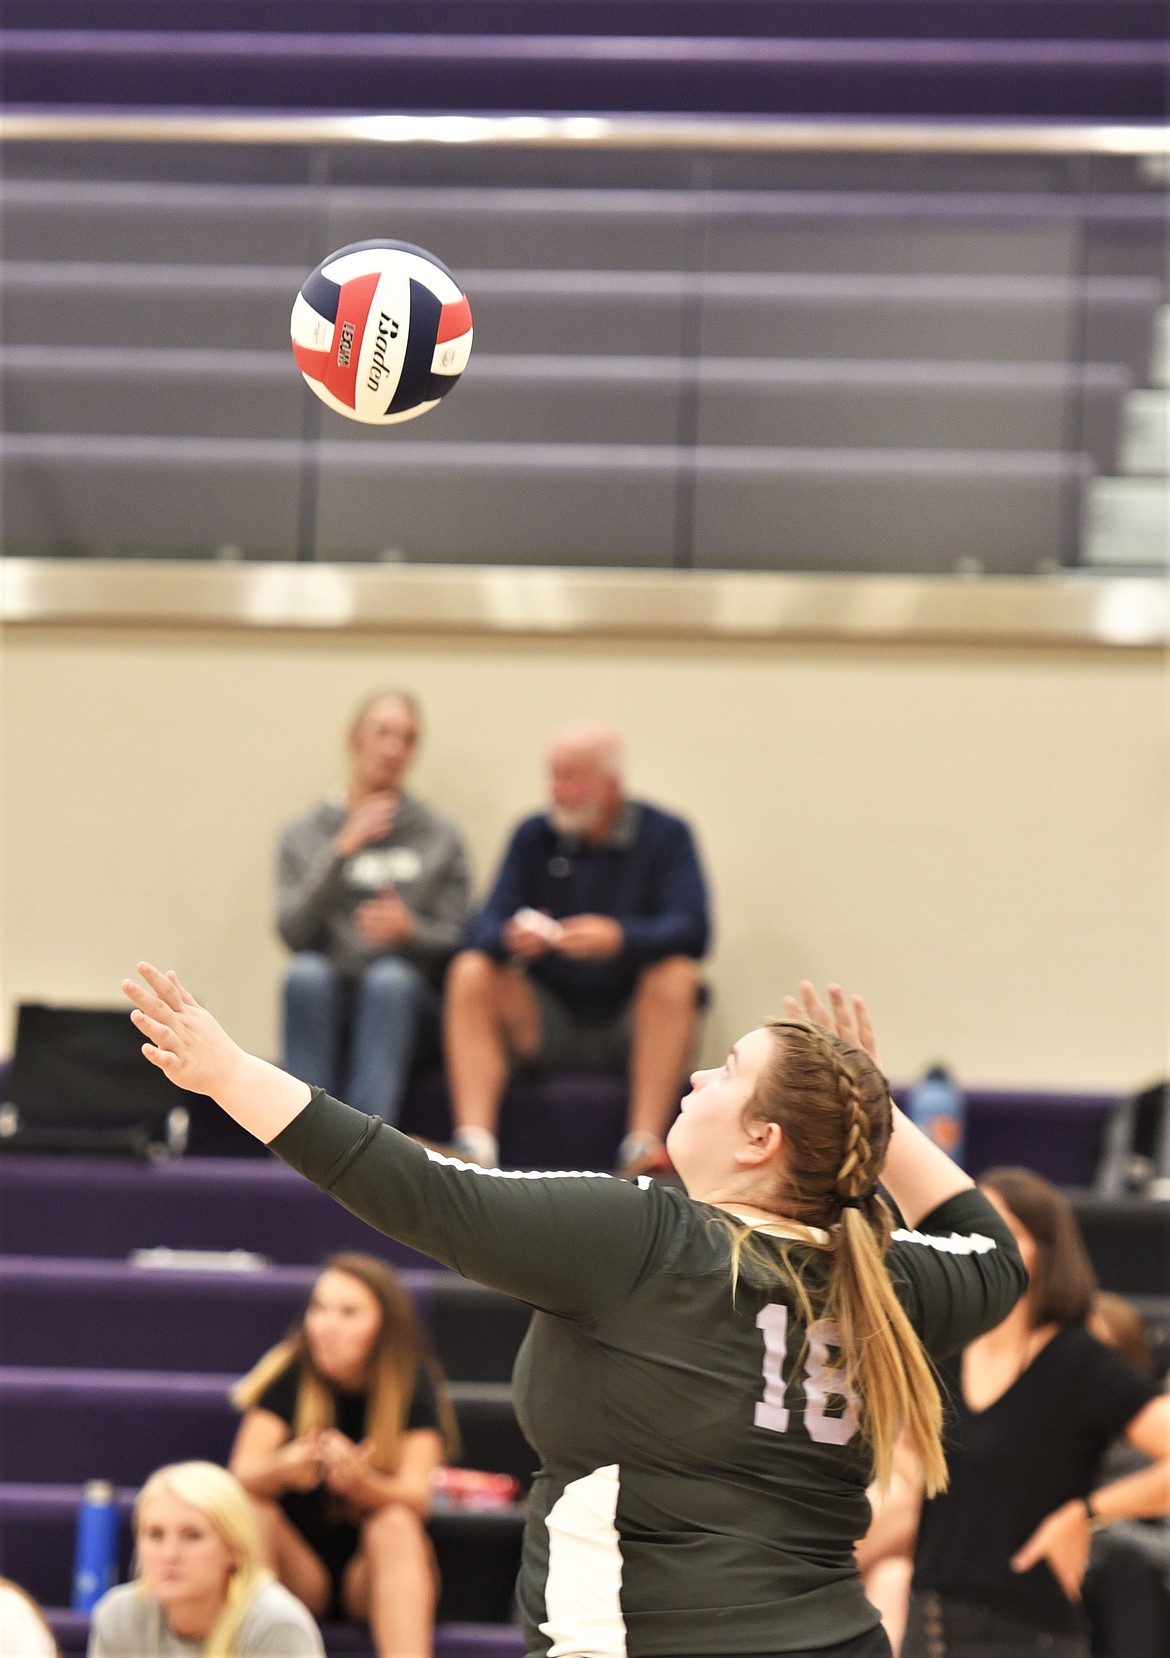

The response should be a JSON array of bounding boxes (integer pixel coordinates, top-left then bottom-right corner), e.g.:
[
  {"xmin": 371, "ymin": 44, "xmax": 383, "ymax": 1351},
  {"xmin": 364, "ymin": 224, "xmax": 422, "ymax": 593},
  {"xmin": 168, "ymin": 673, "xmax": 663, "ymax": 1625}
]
[
  {"xmin": 408, "ymin": 1126, "xmax": 500, "ymax": 1168},
  {"xmin": 450, "ymin": 1126, "xmax": 500, "ymax": 1168}
]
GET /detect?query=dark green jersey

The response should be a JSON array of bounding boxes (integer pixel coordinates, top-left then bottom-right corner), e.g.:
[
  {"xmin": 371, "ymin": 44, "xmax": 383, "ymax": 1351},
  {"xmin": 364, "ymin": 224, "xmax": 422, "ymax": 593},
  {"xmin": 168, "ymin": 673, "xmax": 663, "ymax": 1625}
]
[{"xmin": 272, "ymin": 1090, "xmax": 1025, "ymax": 1658}]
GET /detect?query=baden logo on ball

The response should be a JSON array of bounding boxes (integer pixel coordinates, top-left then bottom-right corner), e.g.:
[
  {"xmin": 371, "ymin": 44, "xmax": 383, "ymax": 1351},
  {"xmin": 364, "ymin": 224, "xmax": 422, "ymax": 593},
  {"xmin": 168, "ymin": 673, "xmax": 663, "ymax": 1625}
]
[{"xmin": 291, "ymin": 240, "xmax": 473, "ymax": 426}]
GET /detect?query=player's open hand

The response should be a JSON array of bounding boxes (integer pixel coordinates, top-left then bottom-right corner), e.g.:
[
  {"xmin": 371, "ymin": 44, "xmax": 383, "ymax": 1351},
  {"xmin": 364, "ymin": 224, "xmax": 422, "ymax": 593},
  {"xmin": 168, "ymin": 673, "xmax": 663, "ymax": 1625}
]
[
  {"xmin": 122, "ymin": 962, "xmax": 245, "ymax": 1098},
  {"xmin": 782, "ymin": 981, "xmax": 882, "ymax": 1068}
]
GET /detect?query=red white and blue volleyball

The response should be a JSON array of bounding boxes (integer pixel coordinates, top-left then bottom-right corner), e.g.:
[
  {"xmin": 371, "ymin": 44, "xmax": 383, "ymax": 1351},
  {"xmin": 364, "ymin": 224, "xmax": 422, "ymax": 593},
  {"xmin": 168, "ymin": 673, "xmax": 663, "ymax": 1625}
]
[{"xmin": 290, "ymin": 240, "xmax": 473, "ymax": 425}]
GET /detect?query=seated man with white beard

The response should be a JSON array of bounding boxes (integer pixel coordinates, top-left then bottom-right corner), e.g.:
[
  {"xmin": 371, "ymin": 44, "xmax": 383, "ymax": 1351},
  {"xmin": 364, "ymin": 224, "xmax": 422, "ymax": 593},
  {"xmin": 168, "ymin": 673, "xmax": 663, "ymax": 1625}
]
[{"xmin": 443, "ymin": 721, "xmax": 710, "ymax": 1177}]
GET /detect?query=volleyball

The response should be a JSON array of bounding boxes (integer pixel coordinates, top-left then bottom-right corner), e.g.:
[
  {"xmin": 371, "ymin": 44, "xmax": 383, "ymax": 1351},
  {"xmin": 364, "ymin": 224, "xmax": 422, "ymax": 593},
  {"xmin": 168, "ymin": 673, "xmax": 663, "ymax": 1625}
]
[{"xmin": 290, "ymin": 240, "xmax": 473, "ymax": 425}]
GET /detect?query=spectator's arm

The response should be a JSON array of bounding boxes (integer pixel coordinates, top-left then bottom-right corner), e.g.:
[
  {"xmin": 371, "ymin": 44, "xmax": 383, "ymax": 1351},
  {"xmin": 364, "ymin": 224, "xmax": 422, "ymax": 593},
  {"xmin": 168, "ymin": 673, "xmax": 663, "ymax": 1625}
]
[
  {"xmin": 617, "ymin": 820, "xmax": 710, "ymax": 964},
  {"xmin": 463, "ymin": 825, "xmax": 538, "ymax": 959},
  {"xmin": 276, "ymin": 827, "xmax": 346, "ymax": 954},
  {"xmin": 398, "ymin": 835, "xmax": 473, "ymax": 976}
]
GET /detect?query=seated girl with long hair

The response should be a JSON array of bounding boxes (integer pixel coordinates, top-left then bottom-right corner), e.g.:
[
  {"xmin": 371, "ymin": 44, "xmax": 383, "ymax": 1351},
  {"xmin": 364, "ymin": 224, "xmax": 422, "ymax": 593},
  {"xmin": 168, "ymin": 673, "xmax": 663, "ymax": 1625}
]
[{"xmin": 229, "ymin": 1253, "xmax": 458, "ymax": 1658}]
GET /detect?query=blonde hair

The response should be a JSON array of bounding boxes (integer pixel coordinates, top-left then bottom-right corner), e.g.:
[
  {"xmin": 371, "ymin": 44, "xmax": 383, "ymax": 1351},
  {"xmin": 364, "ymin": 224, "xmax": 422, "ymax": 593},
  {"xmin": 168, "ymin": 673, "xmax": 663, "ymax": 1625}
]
[
  {"xmin": 134, "ymin": 1463, "xmax": 269, "ymax": 1658},
  {"xmin": 718, "ymin": 1019, "xmax": 947, "ymax": 1496},
  {"xmin": 232, "ymin": 1254, "xmax": 459, "ymax": 1467}
]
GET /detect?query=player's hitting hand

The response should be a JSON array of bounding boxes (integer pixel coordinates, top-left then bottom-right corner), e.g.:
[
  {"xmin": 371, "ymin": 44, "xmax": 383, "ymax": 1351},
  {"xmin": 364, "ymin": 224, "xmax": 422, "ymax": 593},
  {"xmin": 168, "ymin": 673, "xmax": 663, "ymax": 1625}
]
[
  {"xmin": 122, "ymin": 961, "xmax": 246, "ymax": 1098},
  {"xmin": 782, "ymin": 980, "xmax": 881, "ymax": 1068}
]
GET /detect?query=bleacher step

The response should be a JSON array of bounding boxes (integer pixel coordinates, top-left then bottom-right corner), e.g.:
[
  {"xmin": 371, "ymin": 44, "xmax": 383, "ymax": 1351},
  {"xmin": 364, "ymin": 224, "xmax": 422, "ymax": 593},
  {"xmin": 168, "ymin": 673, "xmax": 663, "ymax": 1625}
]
[
  {"xmin": 0, "ymin": 1255, "xmax": 530, "ymax": 1380},
  {"xmin": 1118, "ymin": 388, "xmax": 1170, "ymax": 476},
  {"xmin": 1083, "ymin": 475, "xmax": 1170, "ymax": 567},
  {"xmin": 2, "ymin": 1483, "xmax": 524, "ymax": 1627}
]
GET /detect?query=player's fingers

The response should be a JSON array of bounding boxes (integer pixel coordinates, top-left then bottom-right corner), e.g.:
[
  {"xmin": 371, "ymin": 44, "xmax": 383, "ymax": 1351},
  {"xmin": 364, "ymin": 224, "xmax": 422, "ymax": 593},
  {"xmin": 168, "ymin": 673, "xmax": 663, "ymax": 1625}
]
[
  {"xmin": 798, "ymin": 980, "xmax": 832, "ymax": 1029},
  {"xmin": 781, "ymin": 996, "xmax": 804, "ymax": 1021},
  {"xmin": 137, "ymin": 961, "xmax": 183, "ymax": 1012},
  {"xmin": 827, "ymin": 984, "xmax": 858, "ymax": 1043},
  {"xmin": 168, "ymin": 970, "xmax": 198, "ymax": 1008},
  {"xmin": 853, "ymin": 996, "xmax": 880, "ymax": 1062},
  {"xmin": 130, "ymin": 1007, "xmax": 178, "ymax": 1049},
  {"xmin": 121, "ymin": 977, "xmax": 154, "ymax": 1013},
  {"xmin": 141, "ymin": 1042, "xmax": 178, "ymax": 1072}
]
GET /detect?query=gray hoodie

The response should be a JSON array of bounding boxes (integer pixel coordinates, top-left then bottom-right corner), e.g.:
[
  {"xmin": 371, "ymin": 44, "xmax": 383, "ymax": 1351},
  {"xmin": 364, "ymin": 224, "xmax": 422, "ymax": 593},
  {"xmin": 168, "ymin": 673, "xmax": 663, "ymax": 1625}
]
[{"xmin": 277, "ymin": 791, "xmax": 471, "ymax": 984}]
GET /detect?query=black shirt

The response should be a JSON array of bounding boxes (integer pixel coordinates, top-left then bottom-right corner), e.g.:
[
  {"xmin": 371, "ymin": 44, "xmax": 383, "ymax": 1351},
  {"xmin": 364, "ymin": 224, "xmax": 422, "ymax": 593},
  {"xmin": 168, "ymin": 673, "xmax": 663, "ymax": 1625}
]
[
  {"xmin": 255, "ymin": 1356, "xmax": 442, "ymax": 1443},
  {"xmin": 913, "ymin": 1324, "xmax": 1160, "ymax": 1633}
]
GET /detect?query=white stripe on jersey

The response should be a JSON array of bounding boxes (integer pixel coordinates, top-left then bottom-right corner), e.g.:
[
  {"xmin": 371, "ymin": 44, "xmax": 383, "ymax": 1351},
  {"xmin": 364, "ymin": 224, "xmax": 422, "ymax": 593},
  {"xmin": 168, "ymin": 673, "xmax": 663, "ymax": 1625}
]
[
  {"xmin": 891, "ymin": 1226, "xmax": 998, "ymax": 1254},
  {"xmin": 540, "ymin": 1463, "xmax": 627, "ymax": 1658},
  {"xmin": 421, "ymin": 1147, "xmax": 618, "ymax": 1183}
]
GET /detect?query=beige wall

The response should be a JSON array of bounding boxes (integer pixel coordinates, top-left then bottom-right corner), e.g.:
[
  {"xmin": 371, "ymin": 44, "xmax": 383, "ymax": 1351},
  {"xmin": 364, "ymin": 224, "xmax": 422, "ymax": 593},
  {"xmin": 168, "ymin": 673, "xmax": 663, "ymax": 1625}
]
[{"xmin": 1, "ymin": 621, "xmax": 1166, "ymax": 1090}]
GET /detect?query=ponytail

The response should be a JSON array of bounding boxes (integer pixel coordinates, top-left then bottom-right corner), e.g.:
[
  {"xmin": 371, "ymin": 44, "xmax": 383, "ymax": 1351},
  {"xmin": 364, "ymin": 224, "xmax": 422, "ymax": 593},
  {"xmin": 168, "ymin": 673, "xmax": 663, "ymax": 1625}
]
[
  {"xmin": 830, "ymin": 1201, "xmax": 947, "ymax": 1494},
  {"xmin": 729, "ymin": 1020, "xmax": 948, "ymax": 1495}
]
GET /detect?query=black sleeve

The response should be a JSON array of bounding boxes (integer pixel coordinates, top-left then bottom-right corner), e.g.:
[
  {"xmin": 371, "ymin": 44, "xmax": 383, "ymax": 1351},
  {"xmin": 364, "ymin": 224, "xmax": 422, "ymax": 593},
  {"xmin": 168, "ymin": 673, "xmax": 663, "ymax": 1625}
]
[
  {"xmin": 1076, "ymin": 1331, "xmax": 1162, "ymax": 1442},
  {"xmin": 251, "ymin": 1362, "xmax": 298, "ymax": 1428},
  {"xmin": 269, "ymin": 1089, "xmax": 680, "ymax": 1318},
  {"xmin": 886, "ymin": 1188, "xmax": 1028, "ymax": 1359},
  {"xmin": 405, "ymin": 1363, "xmax": 443, "ymax": 1434}
]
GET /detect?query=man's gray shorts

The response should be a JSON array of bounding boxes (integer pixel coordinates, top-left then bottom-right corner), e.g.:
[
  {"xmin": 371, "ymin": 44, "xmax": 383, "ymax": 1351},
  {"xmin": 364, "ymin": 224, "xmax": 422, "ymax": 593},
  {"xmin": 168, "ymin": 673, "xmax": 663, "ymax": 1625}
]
[{"xmin": 518, "ymin": 979, "xmax": 632, "ymax": 1075}]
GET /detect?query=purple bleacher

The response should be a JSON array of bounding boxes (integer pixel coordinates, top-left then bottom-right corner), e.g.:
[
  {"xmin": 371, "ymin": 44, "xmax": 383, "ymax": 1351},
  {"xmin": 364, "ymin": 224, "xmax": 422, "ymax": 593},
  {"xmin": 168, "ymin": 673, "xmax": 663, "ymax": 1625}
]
[
  {"xmin": 959, "ymin": 1089, "xmax": 1117, "ymax": 1187},
  {"xmin": 3, "ymin": 1484, "xmax": 524, "ymax": 1630},
  {"xmin": 0, "ymin": 1154, "xmax": 434, "ymax": 1265},
  {"xmin": 0, "ymin": 1257, "xmax": 391, "ymax": 1369},
  {"xmin": 8, "ymin": 2, "xmax": 1170, "ymax": 42},
  {"xmin": 45, "ymin": 1609, "xmax": 524, "ymax": 1658},
  {"xmin": 0, "ymin": 1367, "xmax": 533, "ymax": 1487},
  {"xmin": 0, "ymin": 1256, "xmax": 531, "ymax": 1379},
  {"xmin": 2, "ymin": 32, "xmax": 1167, "ymax": 118}
]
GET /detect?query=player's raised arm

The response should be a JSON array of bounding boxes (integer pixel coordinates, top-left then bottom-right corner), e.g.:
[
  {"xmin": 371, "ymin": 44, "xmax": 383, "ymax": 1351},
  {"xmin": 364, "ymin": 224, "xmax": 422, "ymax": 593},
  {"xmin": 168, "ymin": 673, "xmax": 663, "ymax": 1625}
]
[{"xmin": 121, "ymin": 962, "xmax": 671, "ymax": 1317}]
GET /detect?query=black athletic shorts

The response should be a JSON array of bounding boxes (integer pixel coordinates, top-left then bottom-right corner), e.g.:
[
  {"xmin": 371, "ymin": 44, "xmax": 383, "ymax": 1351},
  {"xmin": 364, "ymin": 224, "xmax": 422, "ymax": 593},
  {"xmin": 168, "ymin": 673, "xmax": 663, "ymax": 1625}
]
[
  {"xmin": 279, "ymin": 1489, "xmax": 360, "ymax": 1620},
  {"xmin": 694, "ymin": 1627, "xmax": 893, "ymax": 1658}
]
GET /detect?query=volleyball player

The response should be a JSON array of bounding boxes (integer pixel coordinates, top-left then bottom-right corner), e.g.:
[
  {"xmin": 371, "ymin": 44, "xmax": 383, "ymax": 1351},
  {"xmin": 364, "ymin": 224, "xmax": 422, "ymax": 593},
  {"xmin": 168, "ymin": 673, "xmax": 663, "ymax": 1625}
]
[{"xmin": 123, "ymin": 964, "xmax": 1026, "ymax": 1658}]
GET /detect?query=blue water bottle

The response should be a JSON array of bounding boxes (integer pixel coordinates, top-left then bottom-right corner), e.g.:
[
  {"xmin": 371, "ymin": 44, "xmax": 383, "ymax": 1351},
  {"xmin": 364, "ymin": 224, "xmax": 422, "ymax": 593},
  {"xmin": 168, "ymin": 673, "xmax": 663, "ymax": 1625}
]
[
  {"xmin": 72, "ymin": 1480, "xmax": 120, "ymax": 1611},
  {"xmin": 907, "ymin": 1065, "xmax": 967, "ymax": 1168}
]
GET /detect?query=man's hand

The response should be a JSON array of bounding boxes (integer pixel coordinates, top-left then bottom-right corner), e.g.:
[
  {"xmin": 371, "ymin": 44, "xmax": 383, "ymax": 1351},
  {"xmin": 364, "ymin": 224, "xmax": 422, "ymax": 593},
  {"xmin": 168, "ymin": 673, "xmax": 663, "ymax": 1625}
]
[
  {"xmin": 122, "ymin": 963, "xmax": 248, "ymax": 1097},
  {"xmin": 557, "ymin": 915, "xmax": 624, "ymax": 960},
  {"xmin": 333, "ymin": 793, "xmax": 397, "ymax": 860},
  {"xmin": 782, "ymin": 980, "xmax": 881, "ymax": 1068},
  {"xmin": 353, "ymin": 889, "xmax": 414, "ymax": 946},
  {"xmin": 504, "ymin": 910, "xmax": 559, "ymax": 960},
  {"xmin": 1011, "ymin": 1500, "xmax": 1091, "ymax": 1601}
]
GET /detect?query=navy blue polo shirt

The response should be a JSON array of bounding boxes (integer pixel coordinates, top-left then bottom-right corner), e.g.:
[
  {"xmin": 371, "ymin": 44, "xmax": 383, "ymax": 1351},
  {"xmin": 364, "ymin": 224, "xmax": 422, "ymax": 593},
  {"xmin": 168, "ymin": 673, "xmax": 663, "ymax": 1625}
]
[{"xmin": 464, "ymin": 801, "xmax": 710, "ymax": 1021}]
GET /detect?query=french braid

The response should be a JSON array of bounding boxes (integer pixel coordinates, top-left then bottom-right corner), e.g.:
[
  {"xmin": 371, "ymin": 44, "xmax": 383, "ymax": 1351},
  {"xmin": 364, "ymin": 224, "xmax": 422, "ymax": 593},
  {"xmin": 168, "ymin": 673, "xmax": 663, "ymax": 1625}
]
[{"xmin": 721, "ymin": 1016, "xmax": 947, "ymax": 1493}]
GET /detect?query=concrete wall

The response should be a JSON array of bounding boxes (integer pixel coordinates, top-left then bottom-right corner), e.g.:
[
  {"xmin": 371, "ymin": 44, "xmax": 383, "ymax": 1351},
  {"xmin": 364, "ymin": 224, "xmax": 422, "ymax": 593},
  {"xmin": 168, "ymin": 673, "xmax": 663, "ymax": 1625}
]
[{"xmin": 1, "ymin": 620, "xmax": 1165, "ymax": 1090}]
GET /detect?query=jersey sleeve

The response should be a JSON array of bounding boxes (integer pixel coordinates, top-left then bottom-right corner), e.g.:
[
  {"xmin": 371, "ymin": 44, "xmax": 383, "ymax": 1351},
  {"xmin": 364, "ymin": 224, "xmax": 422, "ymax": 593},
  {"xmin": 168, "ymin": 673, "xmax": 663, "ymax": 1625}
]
[
  {"xmin": 886, "ymin": 1187, "xmax": 1027, "ymax": 1358},
  {"xmin": 269, "ymin": 1089, "xmax": 679, "ymax": 1318}
]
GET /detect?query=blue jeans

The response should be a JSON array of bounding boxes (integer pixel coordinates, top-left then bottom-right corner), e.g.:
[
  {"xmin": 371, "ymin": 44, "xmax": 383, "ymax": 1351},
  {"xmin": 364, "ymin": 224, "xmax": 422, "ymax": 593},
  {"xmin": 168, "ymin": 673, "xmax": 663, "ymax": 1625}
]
[{"xmin": 282, "ymin": 953, "xmax": 439, "ymax": 1125}]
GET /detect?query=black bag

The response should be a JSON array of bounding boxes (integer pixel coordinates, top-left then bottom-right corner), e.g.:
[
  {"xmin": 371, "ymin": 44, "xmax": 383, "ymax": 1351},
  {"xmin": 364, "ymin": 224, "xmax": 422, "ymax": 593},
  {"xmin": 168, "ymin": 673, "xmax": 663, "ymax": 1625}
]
[{"xmin": 0, "ymin": 1003, "xmax": 196, "ymax": 1157}]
